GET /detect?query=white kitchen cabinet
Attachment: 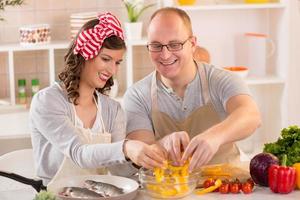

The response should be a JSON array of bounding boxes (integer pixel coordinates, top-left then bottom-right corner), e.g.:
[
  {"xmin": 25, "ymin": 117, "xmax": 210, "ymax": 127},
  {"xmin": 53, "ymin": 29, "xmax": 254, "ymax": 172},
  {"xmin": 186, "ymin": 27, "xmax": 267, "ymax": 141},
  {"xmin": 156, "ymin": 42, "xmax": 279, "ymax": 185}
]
[
  {"xmin": 0, "ymin": 39, "xmax": 147, "ymax": 106},
  {"xmin": 0, "ymin": 41, "xmax": 69, "ymax": 105}
]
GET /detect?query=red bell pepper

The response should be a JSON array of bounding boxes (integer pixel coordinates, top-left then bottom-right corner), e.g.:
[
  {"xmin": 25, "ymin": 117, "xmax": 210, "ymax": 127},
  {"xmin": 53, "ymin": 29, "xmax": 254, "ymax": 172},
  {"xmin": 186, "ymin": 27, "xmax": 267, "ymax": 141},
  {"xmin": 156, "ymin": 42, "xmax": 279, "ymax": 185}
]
[{"xmin": 268, "ymin": 154, "xmax": 296, "ymax": 194}]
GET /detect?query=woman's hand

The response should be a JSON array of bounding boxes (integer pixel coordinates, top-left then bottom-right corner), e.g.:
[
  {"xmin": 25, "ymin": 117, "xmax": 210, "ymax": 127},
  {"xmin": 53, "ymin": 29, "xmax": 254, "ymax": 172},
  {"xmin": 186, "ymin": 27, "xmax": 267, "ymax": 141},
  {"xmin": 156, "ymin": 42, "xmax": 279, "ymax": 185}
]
[
  {"xmin": 159, "ymin": 131, "xmax": 190, "ymax": 166},
  {"xmin": 181, "ymin": 133, "xmax": 221, "ymax": 172},
  {"xmin": 124, "ymin": 140, "xmax": 167, "ymax": 169}
]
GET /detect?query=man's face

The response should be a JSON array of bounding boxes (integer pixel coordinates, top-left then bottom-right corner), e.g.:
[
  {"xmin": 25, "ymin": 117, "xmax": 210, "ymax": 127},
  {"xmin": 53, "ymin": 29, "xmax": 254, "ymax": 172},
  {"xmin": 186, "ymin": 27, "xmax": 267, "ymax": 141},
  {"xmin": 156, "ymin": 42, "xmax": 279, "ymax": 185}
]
[{"xmin": 147, "ymin": 12, "xmax": 196, "ymax": 80}]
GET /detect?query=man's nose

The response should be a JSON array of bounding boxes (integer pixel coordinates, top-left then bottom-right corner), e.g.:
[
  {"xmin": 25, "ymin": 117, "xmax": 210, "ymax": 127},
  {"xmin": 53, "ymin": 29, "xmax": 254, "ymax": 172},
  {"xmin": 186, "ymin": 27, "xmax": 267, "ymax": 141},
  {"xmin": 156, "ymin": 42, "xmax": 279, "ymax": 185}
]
[{"xmin": 160, "ymin": 46, "xmax": 172, "ymax": 59}]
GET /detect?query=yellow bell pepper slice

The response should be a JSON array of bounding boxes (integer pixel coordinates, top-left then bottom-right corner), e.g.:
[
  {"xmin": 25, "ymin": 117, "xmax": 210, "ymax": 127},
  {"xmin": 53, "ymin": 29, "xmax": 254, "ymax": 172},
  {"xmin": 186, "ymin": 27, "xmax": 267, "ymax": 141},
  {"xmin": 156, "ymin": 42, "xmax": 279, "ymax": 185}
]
[
  {"xmin": 151, "ymin": 160, "xmax": 192, "ymax": 197},
  {"xmin": 195, "ymin": 179, "xmax": 222, "ymax": 195}
]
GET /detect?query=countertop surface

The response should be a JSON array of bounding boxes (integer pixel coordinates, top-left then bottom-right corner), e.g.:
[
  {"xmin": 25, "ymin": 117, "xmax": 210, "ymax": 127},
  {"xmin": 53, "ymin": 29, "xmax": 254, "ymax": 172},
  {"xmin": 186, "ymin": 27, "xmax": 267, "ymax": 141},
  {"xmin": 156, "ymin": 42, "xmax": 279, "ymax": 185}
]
[
  {"xmin": 0, "ymin": 179, "xmax": 299, "ymax": 200},
  {"xmin": 0, "ymin": 106, "xmax": 30, "ymax": 139}
]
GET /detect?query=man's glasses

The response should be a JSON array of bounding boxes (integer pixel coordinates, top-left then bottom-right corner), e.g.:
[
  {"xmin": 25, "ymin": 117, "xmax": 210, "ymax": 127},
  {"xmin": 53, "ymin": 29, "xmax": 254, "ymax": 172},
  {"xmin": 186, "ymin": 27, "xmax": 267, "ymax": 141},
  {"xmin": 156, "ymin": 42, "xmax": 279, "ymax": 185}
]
[{"xmin": 146, "ymin": 37, "xmax": 191, "ymax": 52}]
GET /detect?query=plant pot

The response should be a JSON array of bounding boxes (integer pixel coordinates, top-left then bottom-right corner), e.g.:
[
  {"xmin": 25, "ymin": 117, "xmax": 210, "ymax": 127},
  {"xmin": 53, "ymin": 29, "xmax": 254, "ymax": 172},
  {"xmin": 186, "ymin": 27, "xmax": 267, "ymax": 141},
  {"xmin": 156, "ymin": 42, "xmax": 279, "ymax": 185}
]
[{"xmin": 124, "ymin": 22, "xmax": 143, "ymax": 40}]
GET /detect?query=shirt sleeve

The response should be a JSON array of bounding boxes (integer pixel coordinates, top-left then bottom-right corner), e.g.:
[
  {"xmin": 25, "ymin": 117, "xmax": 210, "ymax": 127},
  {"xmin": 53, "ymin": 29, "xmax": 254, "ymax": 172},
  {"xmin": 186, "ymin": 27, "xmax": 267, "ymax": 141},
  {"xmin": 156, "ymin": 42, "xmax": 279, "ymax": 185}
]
[
  {"xmin": 30, "ymin": 89, "xmax": 127, "ymax": 169},
  {"xmin": 209, "ymin": 68, "xmax": 251, "ymax": 113},
  {"xmin": 123, "ymin": 85, "xmax": 154, "ymax": 134}
]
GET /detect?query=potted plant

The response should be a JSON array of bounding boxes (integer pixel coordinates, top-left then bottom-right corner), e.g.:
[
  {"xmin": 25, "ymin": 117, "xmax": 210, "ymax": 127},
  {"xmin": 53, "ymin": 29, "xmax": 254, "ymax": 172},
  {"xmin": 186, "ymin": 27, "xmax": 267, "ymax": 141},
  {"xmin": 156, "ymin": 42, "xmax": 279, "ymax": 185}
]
[
  {"xmin": 0, "ymin": 0, "xmax": 24, "ymax": 21},
  {"xmin": 123, "ymin": 0, "xmax": 155, "ymax": 40}
]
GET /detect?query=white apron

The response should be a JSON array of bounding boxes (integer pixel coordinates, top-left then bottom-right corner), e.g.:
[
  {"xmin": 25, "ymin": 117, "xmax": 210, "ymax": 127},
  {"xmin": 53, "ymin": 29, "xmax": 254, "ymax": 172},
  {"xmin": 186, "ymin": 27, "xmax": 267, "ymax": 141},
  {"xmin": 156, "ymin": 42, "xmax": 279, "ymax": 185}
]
[{"xmin": 47, "ymin": 86, "xmax": 111, "ymax": 190}]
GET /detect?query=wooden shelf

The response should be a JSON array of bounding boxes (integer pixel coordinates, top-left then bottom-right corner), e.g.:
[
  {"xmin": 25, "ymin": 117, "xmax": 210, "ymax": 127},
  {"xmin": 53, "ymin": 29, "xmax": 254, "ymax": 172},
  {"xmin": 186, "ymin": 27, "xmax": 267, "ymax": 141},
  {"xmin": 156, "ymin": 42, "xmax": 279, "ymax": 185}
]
[
  {"xmin": 246, "ymin": 76, "xmax": 285, "ymax": 85},
  {"xmin": 0, "ymin": 41, "xmax": 70, "ymax": 52}
]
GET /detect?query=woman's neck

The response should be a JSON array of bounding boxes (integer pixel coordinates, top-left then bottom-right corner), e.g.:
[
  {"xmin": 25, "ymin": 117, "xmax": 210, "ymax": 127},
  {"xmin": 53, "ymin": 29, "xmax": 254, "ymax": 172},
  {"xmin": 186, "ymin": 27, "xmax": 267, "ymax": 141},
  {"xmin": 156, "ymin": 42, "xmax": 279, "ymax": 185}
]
[{"xmin": 77, "ymin": 83, "xmax": 95, "ymax": 106}]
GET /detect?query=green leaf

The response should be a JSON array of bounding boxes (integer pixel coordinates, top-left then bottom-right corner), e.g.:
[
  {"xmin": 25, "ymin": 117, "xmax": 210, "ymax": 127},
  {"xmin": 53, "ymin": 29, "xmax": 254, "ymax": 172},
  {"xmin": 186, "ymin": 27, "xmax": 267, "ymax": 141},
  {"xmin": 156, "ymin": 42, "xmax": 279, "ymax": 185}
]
[
  {"xmin": 123, "ymin": 1, "xmax": 156, "ymax": 22},
  {"xmin": 33, "ymin": 190, "xmax": 56, "ymax": 200},
  {"xmin": 263, "ymin": 125, "xmax": 300, "ymax": 166}
]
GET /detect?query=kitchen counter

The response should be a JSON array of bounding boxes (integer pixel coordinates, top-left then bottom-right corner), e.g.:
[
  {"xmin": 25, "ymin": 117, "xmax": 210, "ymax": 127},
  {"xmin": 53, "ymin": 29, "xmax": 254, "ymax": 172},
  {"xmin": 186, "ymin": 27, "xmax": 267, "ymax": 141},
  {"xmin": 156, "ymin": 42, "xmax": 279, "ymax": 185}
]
[
  {"xmin": 0, "ymin": 107, "xmax": 32, "ymax": 155},
  {"xmin": 0, "ymin": 181, "xmax": 299, "ymax": 200},
  {"xmin": 0, "ymin": 106, "xmax": 30, "ymax": 139}
]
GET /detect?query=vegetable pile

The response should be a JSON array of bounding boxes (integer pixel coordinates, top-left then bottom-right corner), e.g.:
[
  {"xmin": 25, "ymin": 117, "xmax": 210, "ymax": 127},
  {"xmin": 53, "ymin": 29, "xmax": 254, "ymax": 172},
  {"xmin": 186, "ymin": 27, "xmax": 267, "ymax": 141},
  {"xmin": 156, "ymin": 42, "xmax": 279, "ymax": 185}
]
[
  {"xmin": 198, "ymin": 178, "xmax": 254, "ymax": 194},
  {"xmin": 263, "ymin": 125, "xmax": 300, "ymax": 166}
]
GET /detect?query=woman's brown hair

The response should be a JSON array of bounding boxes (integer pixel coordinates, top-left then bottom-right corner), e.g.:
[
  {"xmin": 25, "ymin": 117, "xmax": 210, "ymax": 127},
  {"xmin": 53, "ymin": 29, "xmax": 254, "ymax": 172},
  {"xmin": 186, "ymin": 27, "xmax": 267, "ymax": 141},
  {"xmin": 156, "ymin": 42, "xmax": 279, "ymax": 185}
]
[{"xmin": 58, "ymin": 19, "xmax": 126, "ymax": 105}]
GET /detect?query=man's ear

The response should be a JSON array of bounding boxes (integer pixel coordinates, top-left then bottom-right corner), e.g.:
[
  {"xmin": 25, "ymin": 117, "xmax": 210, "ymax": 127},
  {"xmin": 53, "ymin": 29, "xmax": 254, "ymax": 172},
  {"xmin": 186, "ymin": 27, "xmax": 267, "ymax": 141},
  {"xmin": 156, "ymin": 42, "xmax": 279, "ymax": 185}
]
[
  {"xmin": 190, "ymin": 36, "xmax": 197, "ymax": 46},
  {"xmin": 190, "ymin": 36, "xmax": 197, "ymax": 52}
]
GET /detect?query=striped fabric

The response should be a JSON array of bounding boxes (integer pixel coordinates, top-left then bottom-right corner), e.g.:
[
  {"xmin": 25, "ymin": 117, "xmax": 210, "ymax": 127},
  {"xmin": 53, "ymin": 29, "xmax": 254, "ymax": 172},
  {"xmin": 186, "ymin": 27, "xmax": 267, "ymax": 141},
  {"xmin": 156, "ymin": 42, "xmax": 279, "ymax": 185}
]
[{"xmin": 73, "ymin": 12, "xmax": 124, "ymax": 60}]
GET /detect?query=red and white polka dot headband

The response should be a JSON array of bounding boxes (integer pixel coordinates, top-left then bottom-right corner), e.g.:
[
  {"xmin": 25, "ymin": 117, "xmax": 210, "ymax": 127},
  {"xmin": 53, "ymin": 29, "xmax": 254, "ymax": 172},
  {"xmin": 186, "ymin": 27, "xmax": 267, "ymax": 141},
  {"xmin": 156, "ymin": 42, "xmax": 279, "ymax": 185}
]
[{"xmin": 73, "ymin": 12, "xmax": 124, "ymax": 60}]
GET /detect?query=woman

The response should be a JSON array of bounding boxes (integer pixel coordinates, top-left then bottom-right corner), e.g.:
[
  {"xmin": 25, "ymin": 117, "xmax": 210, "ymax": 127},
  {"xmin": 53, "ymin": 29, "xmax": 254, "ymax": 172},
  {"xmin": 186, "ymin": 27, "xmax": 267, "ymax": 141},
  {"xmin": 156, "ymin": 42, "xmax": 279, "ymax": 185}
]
[{"xmin": 29, "ymin": 12, "xmax": 166, "ymax": 186}]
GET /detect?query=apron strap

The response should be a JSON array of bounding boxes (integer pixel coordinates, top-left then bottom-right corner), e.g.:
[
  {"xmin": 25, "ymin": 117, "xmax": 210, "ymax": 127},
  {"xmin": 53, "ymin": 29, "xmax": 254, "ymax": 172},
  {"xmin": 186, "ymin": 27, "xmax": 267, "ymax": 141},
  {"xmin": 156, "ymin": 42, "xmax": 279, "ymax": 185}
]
[
  {"xmin": 197, "ymin": 62, "xmax": 211, "ymax": 105},
  {"xmin": 151, "ymin": 72, "xmax": 159, "ymax": 111},
  {"xmin": 151, "ymin": 62, "xmax": 212, "ymax": 110},
  {"xmin": 94, "ymin": 94, "xmax": 107, "ymax": 133}
]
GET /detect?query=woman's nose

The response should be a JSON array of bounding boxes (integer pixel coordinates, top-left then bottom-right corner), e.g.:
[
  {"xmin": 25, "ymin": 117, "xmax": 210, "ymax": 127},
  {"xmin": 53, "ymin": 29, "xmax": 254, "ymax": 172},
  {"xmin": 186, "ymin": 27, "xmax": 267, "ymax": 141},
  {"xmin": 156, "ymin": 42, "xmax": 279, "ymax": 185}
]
[{"xmin": 107, "ymin": 63, "xmax": 118, "ymax": 75}]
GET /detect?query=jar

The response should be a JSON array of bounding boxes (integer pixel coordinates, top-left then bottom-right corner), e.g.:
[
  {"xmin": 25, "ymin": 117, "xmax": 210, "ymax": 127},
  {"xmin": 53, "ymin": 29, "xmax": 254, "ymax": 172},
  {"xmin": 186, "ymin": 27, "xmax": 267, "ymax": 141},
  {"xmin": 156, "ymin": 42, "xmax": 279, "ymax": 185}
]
[
  {"xmin": 31, "ymin": 79, "xmax": 40, "ymax": 96},
  {"xmin": 18, "ymin": 79, "xmax": 27, "ymax": 104}
]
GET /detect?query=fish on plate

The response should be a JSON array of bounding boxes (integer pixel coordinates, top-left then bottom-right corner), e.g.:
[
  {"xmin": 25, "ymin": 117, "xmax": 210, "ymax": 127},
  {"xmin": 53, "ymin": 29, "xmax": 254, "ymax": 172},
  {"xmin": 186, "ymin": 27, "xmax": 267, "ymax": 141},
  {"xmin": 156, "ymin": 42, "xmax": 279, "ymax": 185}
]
[
  {"xmin": 84, "ymin": 179, "xmax": 124, "ymax": 197},
  {"xmin": 59, "ymin": 186, "xmax": 104, "ymax": 198}
]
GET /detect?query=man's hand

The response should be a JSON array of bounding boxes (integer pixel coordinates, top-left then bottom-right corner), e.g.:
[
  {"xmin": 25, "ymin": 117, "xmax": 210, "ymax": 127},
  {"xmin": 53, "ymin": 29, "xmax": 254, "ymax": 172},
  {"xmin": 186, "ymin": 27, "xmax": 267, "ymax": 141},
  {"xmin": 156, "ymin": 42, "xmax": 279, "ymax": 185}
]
[
  {"xmin": 124, "ymin": 140, "xmax": 167, "ymax": 169},
  {"xmin": 159, "ymin": 131, "xmax": 190, "ymax": 166},
  {"xmin": 181, "ymin": 133, "xmax": 221, "ymax": 172}
]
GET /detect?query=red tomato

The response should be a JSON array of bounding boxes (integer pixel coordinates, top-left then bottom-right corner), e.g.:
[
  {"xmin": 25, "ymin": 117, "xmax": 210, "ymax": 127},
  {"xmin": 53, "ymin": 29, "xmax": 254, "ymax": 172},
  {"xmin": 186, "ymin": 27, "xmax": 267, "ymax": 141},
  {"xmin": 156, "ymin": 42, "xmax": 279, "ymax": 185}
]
[
  {"xmin": 219, "ymin": 182, "xmax": 229, "ymax": 194},
  {"xmin": 247, "ymin": 178, "xmax": 255, "ymax": 188},
  {"xmin": 203, "ymin": 178, "xmax": 215, "ymax": 188},
  {"xmin": 229, "ymin": 183, "xmax": 240, "ymax": 194},
  {"xmin": 242, "ymin": 182, "xmax": 253, "ymax": 194}
]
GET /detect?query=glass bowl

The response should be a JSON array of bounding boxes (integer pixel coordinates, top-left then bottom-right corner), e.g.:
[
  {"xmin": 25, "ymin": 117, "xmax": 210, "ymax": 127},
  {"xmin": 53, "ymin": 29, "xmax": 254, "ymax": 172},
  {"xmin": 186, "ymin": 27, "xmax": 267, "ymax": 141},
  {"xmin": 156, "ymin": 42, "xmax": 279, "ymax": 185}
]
[{"xmin": 139, "ymin": 167, "xmax": 200, "ymax": 199}]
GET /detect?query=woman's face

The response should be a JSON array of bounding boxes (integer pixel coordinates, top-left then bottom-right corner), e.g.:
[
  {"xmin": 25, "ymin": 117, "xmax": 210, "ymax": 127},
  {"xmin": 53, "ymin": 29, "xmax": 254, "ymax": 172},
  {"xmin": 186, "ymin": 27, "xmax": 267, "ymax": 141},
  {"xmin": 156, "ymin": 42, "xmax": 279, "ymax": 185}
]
[{"xmin": 81, "ymin": 48, "xmax": 125, "ymax": 89}]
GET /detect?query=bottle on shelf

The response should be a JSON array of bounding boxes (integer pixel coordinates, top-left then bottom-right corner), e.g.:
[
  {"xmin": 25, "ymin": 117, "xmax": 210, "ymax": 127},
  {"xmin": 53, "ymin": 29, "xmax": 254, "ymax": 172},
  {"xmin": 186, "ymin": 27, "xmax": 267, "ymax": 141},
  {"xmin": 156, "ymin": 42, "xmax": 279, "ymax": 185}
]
[
  {"xmin": 31, "ymin": 78, "xmax": 40, "ymax": 96},
  {"xmin": 18, "ymin": 79, "xmax": 27, "ymax": 104}
]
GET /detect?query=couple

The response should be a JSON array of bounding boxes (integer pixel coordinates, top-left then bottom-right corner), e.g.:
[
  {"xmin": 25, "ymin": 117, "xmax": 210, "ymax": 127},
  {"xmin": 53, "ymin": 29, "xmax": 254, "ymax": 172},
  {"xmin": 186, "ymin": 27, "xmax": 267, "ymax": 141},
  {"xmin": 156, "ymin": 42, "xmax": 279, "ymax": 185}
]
[{"xmin": 29, "ymin": 8, "xmax": 261, "ymax": 185}]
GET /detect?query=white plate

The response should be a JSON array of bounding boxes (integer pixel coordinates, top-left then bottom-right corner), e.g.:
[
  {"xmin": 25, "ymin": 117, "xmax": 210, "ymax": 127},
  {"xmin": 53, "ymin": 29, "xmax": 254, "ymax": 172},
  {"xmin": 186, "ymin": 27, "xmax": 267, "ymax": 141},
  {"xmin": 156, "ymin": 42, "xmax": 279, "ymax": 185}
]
[{"xmin": 49, "ymin": 175, "xmax": 139, "ymax": 200}]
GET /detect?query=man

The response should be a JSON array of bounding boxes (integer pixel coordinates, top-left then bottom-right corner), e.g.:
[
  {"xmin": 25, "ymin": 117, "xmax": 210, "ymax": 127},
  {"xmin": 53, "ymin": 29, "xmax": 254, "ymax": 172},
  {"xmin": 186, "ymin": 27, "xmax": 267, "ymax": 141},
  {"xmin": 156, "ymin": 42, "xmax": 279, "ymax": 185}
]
[{"xmin": 124, "ymin": 7, "xmax": 261, "ymax": 171}]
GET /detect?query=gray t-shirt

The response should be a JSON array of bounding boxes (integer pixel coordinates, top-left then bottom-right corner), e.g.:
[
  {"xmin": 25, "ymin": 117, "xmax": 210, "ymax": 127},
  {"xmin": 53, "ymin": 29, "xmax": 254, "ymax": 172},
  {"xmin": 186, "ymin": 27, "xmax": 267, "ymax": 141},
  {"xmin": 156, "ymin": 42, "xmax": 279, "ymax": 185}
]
[
  {"xmin": 30, "ymin": 83, "xmax": 136, "ymax": 184},
  {"xmin": 124, "ymin": 63, "xmax": 251, "ymax": 134}
]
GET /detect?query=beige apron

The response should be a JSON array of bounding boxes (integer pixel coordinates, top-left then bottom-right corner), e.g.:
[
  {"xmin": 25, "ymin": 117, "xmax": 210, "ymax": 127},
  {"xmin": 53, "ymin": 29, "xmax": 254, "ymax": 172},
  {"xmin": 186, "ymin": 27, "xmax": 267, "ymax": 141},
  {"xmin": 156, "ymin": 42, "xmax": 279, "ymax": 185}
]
[
  {"xmin": 47, "ymin": 86, "xmax": 111, "ymax": 190},
  {"xmin": 151, "ymin": 62, "xmax": 240, "ymax": 165}
]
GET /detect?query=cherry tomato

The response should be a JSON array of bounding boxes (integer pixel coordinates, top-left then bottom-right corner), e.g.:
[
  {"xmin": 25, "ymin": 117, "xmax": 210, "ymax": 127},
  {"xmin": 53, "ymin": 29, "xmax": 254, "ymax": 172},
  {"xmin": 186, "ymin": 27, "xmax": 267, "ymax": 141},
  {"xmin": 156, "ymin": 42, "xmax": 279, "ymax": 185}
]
[
  {"xmin": 229, "ymin": 182, "xmax": 240, "ymax": 194},
  {"xmin": 247, "ymin": 178, "xmax": 255, "ymax": 188},
  {"xmin": 203, "ymin": 178, "xmax": 215, "ymax": 188},
  {"xmin": 219, "ymin": 182, "xmax": 229, "ymax": 194},
  {"xmin": 242, "ymin": 182, "xmax": 253, "ymax": 194},
  {"xmin": 234, "ymin": 178, "xmax": 242, "ymax": 190}
]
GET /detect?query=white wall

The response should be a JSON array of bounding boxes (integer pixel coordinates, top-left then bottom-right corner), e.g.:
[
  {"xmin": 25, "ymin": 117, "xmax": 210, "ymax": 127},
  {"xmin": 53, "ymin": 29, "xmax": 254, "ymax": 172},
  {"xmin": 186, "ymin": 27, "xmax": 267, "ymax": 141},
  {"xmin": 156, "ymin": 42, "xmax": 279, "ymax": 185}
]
[{"xmin": 288, "ymin": 0, "xmax": 300, "ymax": 125}]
